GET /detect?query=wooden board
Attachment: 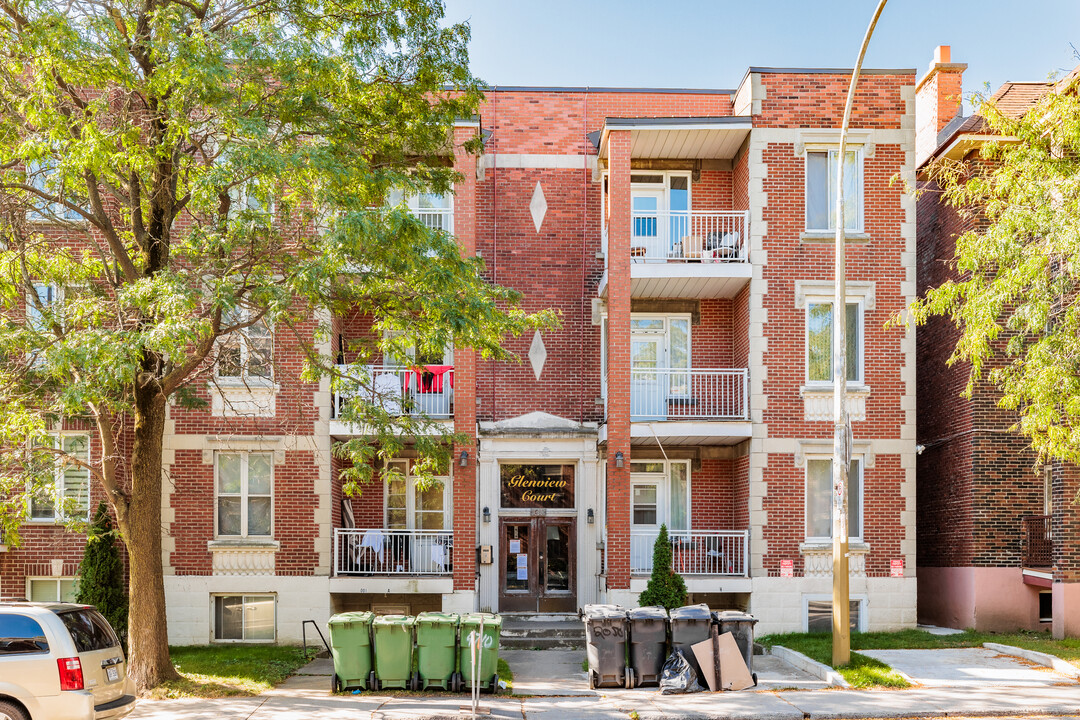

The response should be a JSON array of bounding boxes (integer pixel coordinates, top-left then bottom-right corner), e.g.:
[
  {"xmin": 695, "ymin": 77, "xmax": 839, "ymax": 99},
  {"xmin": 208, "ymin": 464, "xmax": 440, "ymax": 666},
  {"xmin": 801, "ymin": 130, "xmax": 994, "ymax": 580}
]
[{"xmin": 691, "ymin": 632, "xmax": 754, "ymax": 692}]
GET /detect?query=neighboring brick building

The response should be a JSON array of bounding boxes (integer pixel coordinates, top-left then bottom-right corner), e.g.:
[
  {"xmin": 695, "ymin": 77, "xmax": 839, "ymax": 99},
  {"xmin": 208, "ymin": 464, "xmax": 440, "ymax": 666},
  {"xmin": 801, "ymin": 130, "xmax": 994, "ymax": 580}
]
[
  {"xmin": 1, "ymin": 63, "xmax": 918, "ymax": 641},
  {"xmin": 915, "ymin": 46, "xmax": 1080, "ymax": 637}
]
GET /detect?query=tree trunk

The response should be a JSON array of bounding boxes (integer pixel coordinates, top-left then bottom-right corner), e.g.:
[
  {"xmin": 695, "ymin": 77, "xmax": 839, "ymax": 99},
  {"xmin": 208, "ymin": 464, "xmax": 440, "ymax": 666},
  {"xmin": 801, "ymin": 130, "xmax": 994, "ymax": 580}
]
[{"xmin": 120, "ymin": 380, "xmax": 180, "ymax": 690}]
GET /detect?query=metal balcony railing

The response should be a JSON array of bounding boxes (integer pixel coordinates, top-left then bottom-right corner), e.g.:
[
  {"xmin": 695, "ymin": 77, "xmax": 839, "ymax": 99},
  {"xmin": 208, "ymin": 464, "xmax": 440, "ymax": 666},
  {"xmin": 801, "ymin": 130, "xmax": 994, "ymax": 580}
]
[
  {"xmin": 630, "ymin": 529, "xmax": 749, "ymax": 576},
  {"xmin": 413, "ymin": 208, "xmax": 453, "ymax": 233},
  {"xmin": 333, "ymin": 528, "xmax": 453, "ymax": 576},
  {"xmin": 630, "ymin": 368, "xmax": 748, "ymax": 421},
  {"xmin": 629, "ymin": 210, "xmax": 748, "ymax": 263},
  {"xmin": 332, "ymin": 364, "xmax": 454, "ymax": 421},
  {"xmin": 1023, "ymin": 514, "xmax": 1053, "ymax": 568}
]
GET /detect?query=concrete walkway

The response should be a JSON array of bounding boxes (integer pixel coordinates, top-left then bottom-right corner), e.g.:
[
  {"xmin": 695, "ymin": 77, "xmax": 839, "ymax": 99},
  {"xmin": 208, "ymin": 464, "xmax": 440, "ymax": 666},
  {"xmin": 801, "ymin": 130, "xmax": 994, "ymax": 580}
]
[
  {"xmin": 128, "ymin": 648, "xmax": 1080, "ymax": 720},
  {"xmin": 861, "ymin": 647, "xmax": 1076, "ymax": 688}
]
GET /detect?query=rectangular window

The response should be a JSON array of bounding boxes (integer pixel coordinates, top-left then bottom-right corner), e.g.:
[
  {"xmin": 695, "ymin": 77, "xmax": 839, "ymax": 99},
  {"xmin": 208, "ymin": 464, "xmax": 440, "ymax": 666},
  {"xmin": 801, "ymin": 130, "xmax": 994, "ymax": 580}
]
[
  {"xmin": 807, "ymin": 301, "xmax": 861, "ymax": 383},
  {"xmin": 806, "ymin": 598, "xmax": 863, "ymax": 633},
  {"xmin": 217, "ymin": 309, "xmax": 273, "ymax": 380},
  {"xmin": 806, "ymin": 149, "xmax": 861, "ymax": 231},
  {"xmin": 213, "ymin": 595, "xmax": 275, "ymax": 642},
  {"xmin": 29, "ymin": 435, "xmax": 90, "ymax": 521},
  {"xmin": 385, "ymin": 461, "xmax": 449, "ymax": 530},
  {"xmin": 629, "ymin": 460, "xmax": 691, "ymax": 532},
  {"xmin": 28, "ymin": 577, "xmax": 78, "ymax": 602},
  {"xmin": 216, "ymin": 453, "xmax": 272, "ymax": 538},
  {"xmin": 806, "ymin": 458, "xmax": 862, "ymax": 540},
  {"xmin": 26, "ymin": 160, "xmax": 84, "ymax": 222},
  {"xmin": 26, "ymin": 284, "xmax": 57, "ymax": 333},
  {"xmin": 1044, "ymin": 467, "xmax": 1053, "ymax": 516}
]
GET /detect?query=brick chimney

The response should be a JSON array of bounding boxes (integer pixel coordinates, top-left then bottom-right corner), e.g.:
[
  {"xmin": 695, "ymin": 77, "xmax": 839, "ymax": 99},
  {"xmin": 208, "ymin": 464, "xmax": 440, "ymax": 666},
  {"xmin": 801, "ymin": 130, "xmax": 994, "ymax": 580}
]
[{"xmin": 915, "ymin": 45, "xmax": 967, "ymax": 166}]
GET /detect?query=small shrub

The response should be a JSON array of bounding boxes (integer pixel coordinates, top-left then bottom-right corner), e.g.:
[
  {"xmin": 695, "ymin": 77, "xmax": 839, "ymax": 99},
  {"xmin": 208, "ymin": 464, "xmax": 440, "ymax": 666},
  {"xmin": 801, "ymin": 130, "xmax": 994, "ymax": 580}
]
[
  {"xmin": 638, "ymin": 524, "xmax": 687, "ymax": 609},
  {"xmin": 76, "ymin": 502, "xmax": 128, "ymax": 647}
]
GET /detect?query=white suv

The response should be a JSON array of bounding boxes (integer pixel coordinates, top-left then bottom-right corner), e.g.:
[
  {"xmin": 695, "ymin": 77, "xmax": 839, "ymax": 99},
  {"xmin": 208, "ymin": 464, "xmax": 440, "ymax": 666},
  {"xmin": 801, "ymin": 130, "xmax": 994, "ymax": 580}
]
[{"xmin": 0, "ymin": 602, "xmax": 135, "ymax": 720}]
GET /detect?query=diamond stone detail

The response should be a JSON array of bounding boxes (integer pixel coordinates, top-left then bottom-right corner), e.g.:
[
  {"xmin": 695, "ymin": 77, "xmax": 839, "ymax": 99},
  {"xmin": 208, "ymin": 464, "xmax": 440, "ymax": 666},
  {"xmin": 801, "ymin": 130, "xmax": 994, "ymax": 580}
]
[
  {"xmin": 529, "ymin": 181, "xmax": 547, "ymax": 233},
  {"xmin": 529, "ymin": 331, "xmax": 547, "ymax": 380}
]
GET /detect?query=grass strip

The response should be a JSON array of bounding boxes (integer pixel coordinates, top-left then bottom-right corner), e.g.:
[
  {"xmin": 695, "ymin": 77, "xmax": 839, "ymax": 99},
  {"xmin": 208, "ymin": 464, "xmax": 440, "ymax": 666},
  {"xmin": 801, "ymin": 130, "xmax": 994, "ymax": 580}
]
[
  {"xmin": 761, "ymin": 633, "xmax": 909, "ymax": 688},
  {"xmin": 147, "ymin": 645, "xmax": 318, "ymax": 699}
]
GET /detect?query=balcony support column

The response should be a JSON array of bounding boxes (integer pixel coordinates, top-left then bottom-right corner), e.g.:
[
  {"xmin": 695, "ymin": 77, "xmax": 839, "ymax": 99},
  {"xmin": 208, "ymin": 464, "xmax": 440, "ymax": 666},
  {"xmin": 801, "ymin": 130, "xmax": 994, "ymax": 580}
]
[{"xmin": 606, "ymin": 130, "xmax": 632, "ymax": 593}]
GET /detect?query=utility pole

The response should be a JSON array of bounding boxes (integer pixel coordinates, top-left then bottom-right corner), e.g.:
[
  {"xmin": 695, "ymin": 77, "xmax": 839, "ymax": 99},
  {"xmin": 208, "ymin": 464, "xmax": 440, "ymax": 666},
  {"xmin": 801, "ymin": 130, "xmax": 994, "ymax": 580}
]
[{"xmin": 833, "ymin": 0, "xmax": 888, "ymax": 668}]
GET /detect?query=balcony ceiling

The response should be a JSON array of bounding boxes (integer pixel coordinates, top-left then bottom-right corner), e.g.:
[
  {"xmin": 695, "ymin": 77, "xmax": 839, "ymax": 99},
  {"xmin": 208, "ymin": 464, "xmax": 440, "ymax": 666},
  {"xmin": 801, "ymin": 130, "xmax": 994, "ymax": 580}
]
[{"xmin": 597, "ymin": 117, "xmax": 752, "ymax": 161}]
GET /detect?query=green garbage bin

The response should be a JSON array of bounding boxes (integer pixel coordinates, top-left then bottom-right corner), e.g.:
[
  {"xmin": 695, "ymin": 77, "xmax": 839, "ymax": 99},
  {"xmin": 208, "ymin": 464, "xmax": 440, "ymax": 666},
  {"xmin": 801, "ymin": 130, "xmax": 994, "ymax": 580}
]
[
  {"xmin": 458, "ymin": 613, "xmax": 501, "ymax": 694},
  {"xmin": 415, "ymin": 612, "xmax": 460, "ymax": 691},
  {"xmin": 372, "ymin": 614, "xmax": 416, "ymax": 690},
  {"xmin": 327, "ymin": 611, "xmax": 375, "ymax": 692}
]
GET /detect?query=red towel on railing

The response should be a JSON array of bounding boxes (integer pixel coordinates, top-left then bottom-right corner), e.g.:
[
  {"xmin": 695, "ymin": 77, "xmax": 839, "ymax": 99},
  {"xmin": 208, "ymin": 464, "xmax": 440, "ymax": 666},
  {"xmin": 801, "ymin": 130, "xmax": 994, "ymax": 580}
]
[{"xmin": 412, "ymin": 365, "xmax": 453, "ymax": 393}]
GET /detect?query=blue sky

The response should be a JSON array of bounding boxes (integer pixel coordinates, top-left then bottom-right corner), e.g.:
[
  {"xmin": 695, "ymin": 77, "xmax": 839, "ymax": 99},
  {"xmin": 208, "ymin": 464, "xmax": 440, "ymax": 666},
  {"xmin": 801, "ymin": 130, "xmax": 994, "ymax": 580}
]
[{"xmin": 443, "ymin": 0, "xmax": 1079, "ymax": 105}]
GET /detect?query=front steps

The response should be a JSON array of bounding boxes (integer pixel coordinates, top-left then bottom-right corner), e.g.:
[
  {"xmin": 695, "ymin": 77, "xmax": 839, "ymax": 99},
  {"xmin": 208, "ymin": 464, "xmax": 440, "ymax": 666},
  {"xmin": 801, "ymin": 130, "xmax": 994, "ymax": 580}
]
[{"xmin": 500, "ymin": 613, "xmax": 585, "ymax": 650}]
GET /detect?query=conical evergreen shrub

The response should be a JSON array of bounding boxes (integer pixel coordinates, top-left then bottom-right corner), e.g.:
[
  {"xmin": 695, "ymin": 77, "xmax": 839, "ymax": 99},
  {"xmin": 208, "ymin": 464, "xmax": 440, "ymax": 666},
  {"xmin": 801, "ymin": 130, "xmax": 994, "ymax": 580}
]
[
  {"xmin": 76, "ymin": 502, "xmax": 128, "ymax": 647},
  {"xmin": 638, "ymin": 524, "xmax": 688, "ymax": 608}
]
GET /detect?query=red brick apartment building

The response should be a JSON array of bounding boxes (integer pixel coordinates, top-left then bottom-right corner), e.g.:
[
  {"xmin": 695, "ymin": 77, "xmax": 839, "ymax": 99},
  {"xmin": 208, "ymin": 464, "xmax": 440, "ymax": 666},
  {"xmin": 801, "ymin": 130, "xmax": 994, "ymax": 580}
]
[
  {"xmin": 916, "ymin": 47, "xmax": 1080, "ymax": 638},
  {"xmin": 1, "ymin": 64, "xmax": 919, "ymax": 643}
]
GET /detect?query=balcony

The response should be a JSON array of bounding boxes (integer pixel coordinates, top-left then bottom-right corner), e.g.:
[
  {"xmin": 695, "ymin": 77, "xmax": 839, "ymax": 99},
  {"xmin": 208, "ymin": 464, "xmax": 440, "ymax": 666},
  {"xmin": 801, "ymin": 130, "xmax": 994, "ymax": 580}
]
[
  {"xmin": 330, "ymin": 364, "xmax": 454, "ymax": 436},
  {"xmin": 631, "ymin": 368, "xmax": 747, "ymax": 422},
  {"xmin": 333, "ymin": 528, "xmax": 453, "ymax": 577},
  {"xmin": 1023, "ymin": 514, "xmax": 1052, "ymax": 568},
  {"xmin": 413, "ymin": 207, "xmax": 453, "ymax": 233},
  {"xmin": 631, "ymin": 529, "xmax": 749, "ymax": 577}
]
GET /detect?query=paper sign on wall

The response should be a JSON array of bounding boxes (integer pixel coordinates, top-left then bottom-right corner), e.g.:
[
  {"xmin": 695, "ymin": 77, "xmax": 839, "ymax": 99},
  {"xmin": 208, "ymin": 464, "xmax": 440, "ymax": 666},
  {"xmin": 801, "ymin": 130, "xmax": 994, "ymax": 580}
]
[
  {"xmin": 890, "ymin": 559, "xmax": 904, "ymax": 578},
  {"xmin": 509, "ymin": 540, "xmax": 521, "ymax": 554},
  {"xmin": 780, "ymin": 559, "xmax": 794, "ymax": 578}
]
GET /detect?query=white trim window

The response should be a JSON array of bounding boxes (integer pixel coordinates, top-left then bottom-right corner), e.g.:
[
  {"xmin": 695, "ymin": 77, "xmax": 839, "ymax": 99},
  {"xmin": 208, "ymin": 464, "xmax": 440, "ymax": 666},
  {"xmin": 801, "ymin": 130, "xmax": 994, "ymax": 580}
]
[
  {"xmin": 385, "ymin": 460, "xmax": 450, "ymax": 531},
  {"xmin": 629, "ymin": 460, "xmax": 691, "ymax": 534},
  {"xmin": 213, "ymin": 594, "xmax": 275, "ymax": 642},
  {"xmin": 26, "ymin": 284, "xmax": 59, "ymax": 334},
  {"xmin": 217, "ymin": 308, "xmax": 273, "ymax": 381},
  {"xmin": 27, "ymin": 577, "xmax": 78, "ymax": 602},
  {"xmin": 28, "ymin": 434, "xmax": 90, "ymax": 522},
  {"xmin": 806, "ymin": 457, "xmax": 862, "ymax": 541},
  {"xmin": 25, "ymin": 159, "xmax": 84, "ymax": 222},
  {"xmin": 805, "ymin": 148, "xmax": 862, "ymax": 232},
  {"xmin": 806, "ymin": 300, "xmax": 862, "ymax": 384},
  {"xmin": 804, "ymin": 595, "xmax": 866, "ymax": 633},
  {"xmin": 630, "ymin": 314, "xmax": 692, "ymax": 396},
  {"xmin": 388, "ymin": 189, "xmax": 454, "ymax": 233},
  {"xmin": 215, "ymin": 452, "xmax": 273, "ymax": 538}
]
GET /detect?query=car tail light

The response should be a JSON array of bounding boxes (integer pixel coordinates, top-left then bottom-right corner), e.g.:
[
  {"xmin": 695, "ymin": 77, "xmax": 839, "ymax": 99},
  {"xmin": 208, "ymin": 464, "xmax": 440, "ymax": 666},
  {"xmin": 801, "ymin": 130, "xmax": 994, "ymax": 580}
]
[{"xmin": 57, "ymin": 657, "xmax": 84, "ymax": 691}]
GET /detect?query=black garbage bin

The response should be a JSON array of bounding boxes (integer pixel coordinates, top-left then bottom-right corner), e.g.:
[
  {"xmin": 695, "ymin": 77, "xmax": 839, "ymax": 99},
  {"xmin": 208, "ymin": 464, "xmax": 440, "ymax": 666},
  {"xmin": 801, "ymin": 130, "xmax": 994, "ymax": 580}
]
[
  {"xmin": 713, "ymin": 610, "xmax": 760, "ymax": 684},
  {"xmin": 669, "ymin": 604, "xmax": 712, "ymax": 681},
  {"xmin": 627, "ymin": 606, "xmax": 668, "ymax": 687},
  {"xmin": 581, "ymin": 604, "xmax": 630, "ymax": 689}
]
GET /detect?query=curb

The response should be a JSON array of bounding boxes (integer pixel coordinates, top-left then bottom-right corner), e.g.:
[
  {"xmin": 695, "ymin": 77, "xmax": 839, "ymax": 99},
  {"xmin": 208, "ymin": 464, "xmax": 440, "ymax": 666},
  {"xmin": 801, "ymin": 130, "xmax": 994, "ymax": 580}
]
[
  {"xmin": 984, "ymin": 641, "xmax": 1080, "ymax": 678},
  {"xmin": 770, "ymin": 645, "xmax": 851, "ymax": 687}
]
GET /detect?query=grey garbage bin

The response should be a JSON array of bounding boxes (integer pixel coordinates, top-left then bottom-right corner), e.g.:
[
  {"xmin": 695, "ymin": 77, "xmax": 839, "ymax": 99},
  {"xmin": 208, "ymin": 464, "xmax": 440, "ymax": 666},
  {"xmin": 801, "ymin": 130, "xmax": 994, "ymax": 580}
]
[
  {"xmin": 627, "ymin": 606, "xmax": 668, "ymax": 687},
  {"xmin": 669, "ymin": 604, "xmax": 712, "ymax": 681},
  {"xmin": 581, "ymin": 604, "xmax": 630, "ymax": 689},
  {"xmin": 714, "ymin": 610, "xmax": 759, "ymax": 685}
]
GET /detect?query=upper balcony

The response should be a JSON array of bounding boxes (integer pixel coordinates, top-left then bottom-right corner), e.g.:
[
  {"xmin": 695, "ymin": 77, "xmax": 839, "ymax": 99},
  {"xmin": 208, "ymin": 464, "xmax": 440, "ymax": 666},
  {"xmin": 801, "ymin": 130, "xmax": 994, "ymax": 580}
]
[
  {"xmin": 1022, "ymin": 514, "xmax": 1053, "ymax": 588},
  {"xmin": 330, "ymin": 364, "xmax": 454, "ymax": 437}
]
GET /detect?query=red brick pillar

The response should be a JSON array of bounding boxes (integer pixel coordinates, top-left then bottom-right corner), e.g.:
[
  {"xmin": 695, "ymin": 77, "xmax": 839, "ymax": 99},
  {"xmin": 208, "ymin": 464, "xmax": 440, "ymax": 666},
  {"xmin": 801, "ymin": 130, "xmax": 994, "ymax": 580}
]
[
  {"xmin": 452, "ymin": 126, "xmax": 478, "ymax": 595},
  {"xmin": 606, "ymin": 131, "xmax": 632, "ymax": 591}
]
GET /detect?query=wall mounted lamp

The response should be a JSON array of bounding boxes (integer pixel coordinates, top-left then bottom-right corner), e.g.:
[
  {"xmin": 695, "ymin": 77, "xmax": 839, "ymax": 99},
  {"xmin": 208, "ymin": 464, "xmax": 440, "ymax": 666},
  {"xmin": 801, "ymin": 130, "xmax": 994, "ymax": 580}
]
[
  {"xmin": 615, "ymin": 451, "xmax": 624, "ymax": 468},
  {"xmin": 460, "ymin": 450, "xmax": 469, "ymax": 467},
  {"xmin": 587, "ymin": 508, "xmax": 595, "ymax": 524},
  {"xmin": 482, "ymin": 506, "xmax": 491, "ymax": 523}
]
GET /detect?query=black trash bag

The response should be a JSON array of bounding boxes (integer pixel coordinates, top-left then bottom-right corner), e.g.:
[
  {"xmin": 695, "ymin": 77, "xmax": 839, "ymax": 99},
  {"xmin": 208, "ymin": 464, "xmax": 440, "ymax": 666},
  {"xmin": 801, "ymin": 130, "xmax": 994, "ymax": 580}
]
[{"xmin": 659, "ymin": 648, "xmax": 706, "ymax": 694}]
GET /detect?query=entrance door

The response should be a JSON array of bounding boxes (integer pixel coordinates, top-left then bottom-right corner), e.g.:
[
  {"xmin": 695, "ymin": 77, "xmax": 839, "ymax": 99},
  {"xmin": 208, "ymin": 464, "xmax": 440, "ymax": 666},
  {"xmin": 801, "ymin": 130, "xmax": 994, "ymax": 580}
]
[
  {"xmin": 499, "ymin": 518, "xmax": 576, "ymax": 612},
  {"xmin": 631, "ymin": 333, "xmax": 666, "ymax": 421}
]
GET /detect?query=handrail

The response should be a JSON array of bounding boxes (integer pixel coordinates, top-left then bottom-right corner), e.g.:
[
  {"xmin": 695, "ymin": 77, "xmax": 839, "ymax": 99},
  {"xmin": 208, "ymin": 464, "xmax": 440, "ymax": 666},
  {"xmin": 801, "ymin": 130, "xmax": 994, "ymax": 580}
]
[
  {"xmin": 332, "ymin": 364, "xmax": 454, "ymax": 420},
  {"xmin": 630, "ymin": 367, "xmax": 748, "ymax": 421},
  {"xmin": 301, "ymin": 619, "xmax": 330, "ymax": 657},
  {"xmin": 629, "ymin": 210, "xmax": 749, "ymax": 263},
  {"xmin": 630, "ymin": 529, "xmax": 749, "ymax": 576},
  {"xmin": 334, "ymin": 528, "xmax": 454, "ymax": 576}
]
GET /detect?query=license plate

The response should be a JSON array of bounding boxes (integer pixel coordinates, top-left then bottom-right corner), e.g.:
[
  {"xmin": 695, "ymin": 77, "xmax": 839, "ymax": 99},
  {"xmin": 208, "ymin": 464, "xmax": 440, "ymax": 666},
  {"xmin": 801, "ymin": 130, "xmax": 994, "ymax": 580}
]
[{"xmin": 106, "ymin": 665, "xmax": 119, "ymax": 683}]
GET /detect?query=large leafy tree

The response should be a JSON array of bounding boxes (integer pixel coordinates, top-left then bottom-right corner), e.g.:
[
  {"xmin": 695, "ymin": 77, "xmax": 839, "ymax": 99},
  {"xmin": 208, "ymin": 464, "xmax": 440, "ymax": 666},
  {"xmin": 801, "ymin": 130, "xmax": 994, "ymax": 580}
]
[
  {"xmin": 0, "ymin": 0, "xmax": 550, "ymax": 689},
  {"xmin": 911, "ymin": 72, "xmax": 1080, "ymax": 463}
]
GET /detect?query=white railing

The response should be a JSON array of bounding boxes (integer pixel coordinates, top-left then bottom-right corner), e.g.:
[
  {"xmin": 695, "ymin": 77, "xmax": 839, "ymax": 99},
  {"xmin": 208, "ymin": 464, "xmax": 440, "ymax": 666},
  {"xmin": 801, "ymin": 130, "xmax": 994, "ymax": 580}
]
[
  {"xmin": 413, "ymin": 208, "xmax": 453, "ymax": 233},
  {"xmin": 630, "ymin": 368, "xmax": 748, "ymax": 421},
  {"xmin": 630, "ymin": 210, "xmax": 748, "ymax": 263},
  {"xmin": 332, "ymin": 364, "xmax": 454, "ymax": 420},
  {"xmin": 630, "ymin": 529, "xmax": 749, "ymax": 576},
  {"xmin": 334, "ymin": 528, "xmax": 453, "ymax": 576}
]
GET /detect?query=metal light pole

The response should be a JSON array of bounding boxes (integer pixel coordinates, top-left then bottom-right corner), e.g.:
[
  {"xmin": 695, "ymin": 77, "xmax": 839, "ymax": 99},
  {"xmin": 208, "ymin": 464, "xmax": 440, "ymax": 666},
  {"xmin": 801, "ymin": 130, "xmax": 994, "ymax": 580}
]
[{"xmin": 833, "ymin": 0, "xmax": 888, "ymax": 667}]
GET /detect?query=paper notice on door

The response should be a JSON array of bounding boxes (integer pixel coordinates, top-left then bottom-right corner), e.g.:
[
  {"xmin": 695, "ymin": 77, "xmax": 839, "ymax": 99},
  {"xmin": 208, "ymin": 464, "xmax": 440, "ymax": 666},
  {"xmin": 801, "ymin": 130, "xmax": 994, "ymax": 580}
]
[
  {"xmin": 509, "ymin": 540, "xmax": 521, "ymax": 554},
  {"xmin": 516, "ymin": 553, "xmax": 527, "ymax": 568},
  {"xmin": 517, "ymin": 567, "xmax": 528, "ymax": 580}
]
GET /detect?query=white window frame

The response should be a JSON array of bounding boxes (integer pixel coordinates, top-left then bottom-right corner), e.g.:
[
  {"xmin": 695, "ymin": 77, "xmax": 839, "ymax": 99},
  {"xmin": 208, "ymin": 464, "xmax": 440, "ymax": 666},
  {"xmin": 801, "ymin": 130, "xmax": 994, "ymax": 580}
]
[
  {"xmin": 381, "ymin": 330, "xmax": 453, "ymax": 368},
  {"xmin": 803, "ymin": 594, "xmax": 868, "ymax": 633},
  {"xmin": 26, "ymin": 576, "xmax": 78, "ymax": 603},
  {"xmin": 383, "ymin": 460, "xmax": 452, "ymax": 531},
  {"xmin": 601, "ymin": 170, "xmax": 693, "ymax": 247},
  {"xmin": 628, "ymin": 459, "xmax": 692, "ymax": 535},
  {"xmin": 27, "ymin": 433, "xmax": 91, "ymax": 523},
  {"xmin": 804, "ymin": 147, "xmax": 864, "ymax": 233},
  {"xmin": 804, "ymin": 298, "xmax": 863, "ymax": 386},
  {"xmin": 25, "ymin": 160, "xmax": 84, "ymax": 222},
  {"xmin": 388, "ymin": 190, "xmax": 454, "ymax": 234},
  {"xmin": 211, "ymin": 594, "xmax": 277, "ymax": 643},
  {"xmin": 631, "ymin": 312, "xmax": 693, "ymax": 398},
  {"xmin": 214, "ymin": 452, "xmax": 274, "ymax": 539},
  {"xmin": 216, "ymin": 308, "xmax": 274, "ymax": 382},
  {"xmin": 804, "ymin": 455, "xmax": 863, "ymax": 542}
]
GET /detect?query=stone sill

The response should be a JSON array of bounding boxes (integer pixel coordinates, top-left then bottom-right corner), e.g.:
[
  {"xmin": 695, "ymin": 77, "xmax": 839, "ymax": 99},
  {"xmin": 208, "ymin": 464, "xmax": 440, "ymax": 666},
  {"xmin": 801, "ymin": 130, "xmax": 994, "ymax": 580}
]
[
  {"xmin": 799, "ymin": 541, "xmax": 871, "ymax": 554},
  {"xmin": 799, "ymin": 384, "xmax": 870, "ymax": 396},
  {"xmin": 800, "ymin": 231, "xmax": 871, "ymax": 243},
  {"xmin": 207, "ymin": 539, "xmax": 281, "ymax": 552}
]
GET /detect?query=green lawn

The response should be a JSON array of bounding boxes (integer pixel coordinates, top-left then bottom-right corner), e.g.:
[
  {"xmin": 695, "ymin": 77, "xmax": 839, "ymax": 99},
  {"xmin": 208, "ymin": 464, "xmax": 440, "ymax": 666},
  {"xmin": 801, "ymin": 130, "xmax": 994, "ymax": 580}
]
[
  {"xmin": 147, "ymin": 645, "xmax": 318, "ymax": 699},
  {"xmin": 759, "ymin": 628, "xmax": 1080, "ymax": 689}
]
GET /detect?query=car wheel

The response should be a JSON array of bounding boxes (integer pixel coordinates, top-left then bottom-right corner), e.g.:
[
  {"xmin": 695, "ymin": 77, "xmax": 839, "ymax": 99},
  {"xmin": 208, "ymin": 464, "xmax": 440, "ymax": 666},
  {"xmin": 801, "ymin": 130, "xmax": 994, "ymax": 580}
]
[{"xmin": 0, "ymin": 701, "xmax": 29, "ymax": 720}]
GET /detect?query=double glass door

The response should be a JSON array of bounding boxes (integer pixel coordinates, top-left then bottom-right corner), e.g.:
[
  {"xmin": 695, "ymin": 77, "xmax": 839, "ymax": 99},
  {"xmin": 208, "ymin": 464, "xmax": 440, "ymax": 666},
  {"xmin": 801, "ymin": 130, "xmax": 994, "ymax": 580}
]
[{"xmin": 499, "ymin": 517, "xmax": 576, "ymax": 612}]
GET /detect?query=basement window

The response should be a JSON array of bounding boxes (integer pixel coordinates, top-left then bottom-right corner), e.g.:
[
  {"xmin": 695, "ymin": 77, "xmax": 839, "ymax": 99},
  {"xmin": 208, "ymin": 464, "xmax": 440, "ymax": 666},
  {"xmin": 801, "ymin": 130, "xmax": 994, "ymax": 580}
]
[
  {"xmin": 1039, "ymin": 591, "xmax": 1053, "ymax": 623},
  {"xmin": 805, "ymin": 596, "xmax": 865, "ymax": 633}
]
